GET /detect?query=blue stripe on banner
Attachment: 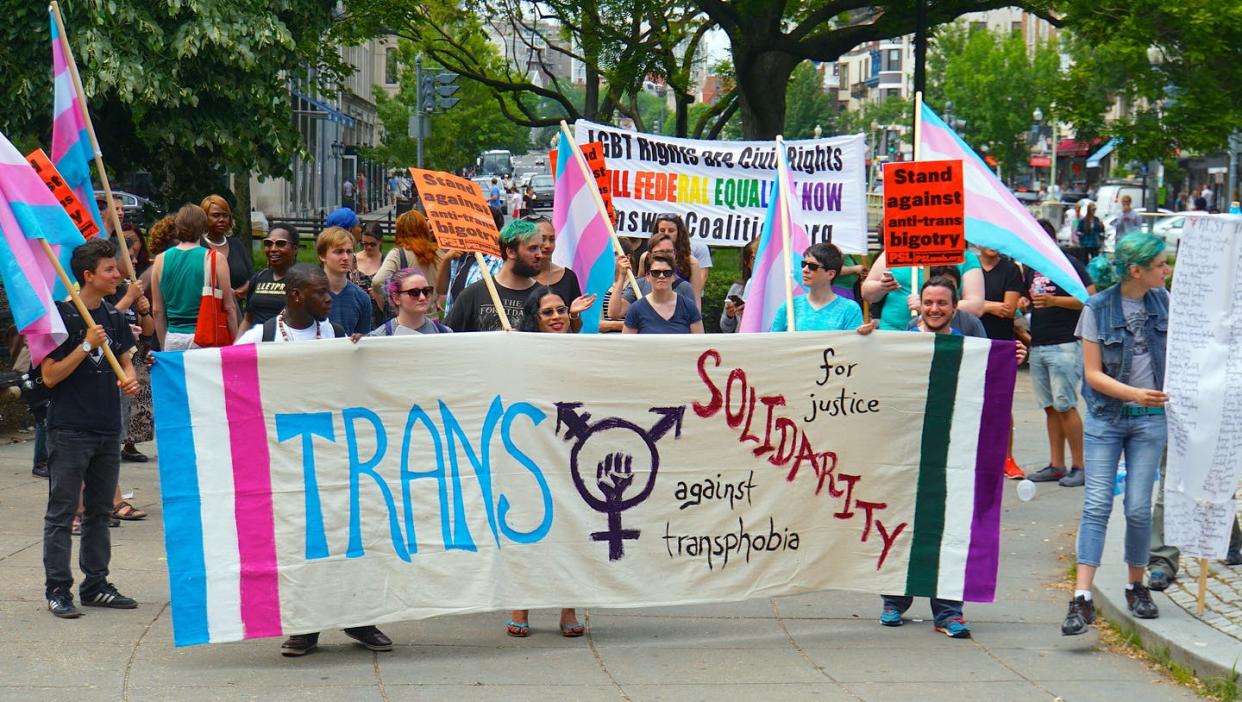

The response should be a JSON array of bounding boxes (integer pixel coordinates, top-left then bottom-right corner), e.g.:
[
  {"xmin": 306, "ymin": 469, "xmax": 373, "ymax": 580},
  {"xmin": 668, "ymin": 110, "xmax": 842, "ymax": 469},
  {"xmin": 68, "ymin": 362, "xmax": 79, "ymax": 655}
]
[
  {"xmin": 151, "ymin": 351, "xmax": 210, "ymax": 646},
  {"xmin": 963, "ymin": 216, "xmax": 1088, "ymax": 300}
]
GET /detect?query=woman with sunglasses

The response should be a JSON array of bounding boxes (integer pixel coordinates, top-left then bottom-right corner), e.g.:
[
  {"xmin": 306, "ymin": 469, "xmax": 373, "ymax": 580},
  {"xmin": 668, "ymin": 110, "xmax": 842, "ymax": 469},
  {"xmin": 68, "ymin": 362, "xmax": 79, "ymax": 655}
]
[
  {"xmin": 773, "ymin": 243, "xmax": 876, "ymax": 334},
  {"xmin": 239, "ymin": 223, "xmax": 300, "ymax": 334},
  {"xmin": 639, "ymin": 215, "xmax": 706, "ymax": 301},
  {"xmin": 623, "ymin": 251, "xmax": 704, "ymax": 334},
  {"xmin": 506, "ymin": 284, "xmax": 585, "ymax": 637},
  {"xmin": 368, "ymin": 268, "xmax": 451, "ymax": 335}
]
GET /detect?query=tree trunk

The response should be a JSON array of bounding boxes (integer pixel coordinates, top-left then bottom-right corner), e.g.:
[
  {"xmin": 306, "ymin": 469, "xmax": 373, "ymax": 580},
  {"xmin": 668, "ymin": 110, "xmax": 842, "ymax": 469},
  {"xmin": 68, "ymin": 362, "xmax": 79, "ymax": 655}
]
[
  {"xmin": 674, "ymin": 92, "xmax": 690, "ymax": 138},
  {"xmin": 584, "ymin": 65, "xmax": 600, "ymax": 120},
  {"xmin": 736, "ymin": 51, "xmax": 799, "ymax": 139}
]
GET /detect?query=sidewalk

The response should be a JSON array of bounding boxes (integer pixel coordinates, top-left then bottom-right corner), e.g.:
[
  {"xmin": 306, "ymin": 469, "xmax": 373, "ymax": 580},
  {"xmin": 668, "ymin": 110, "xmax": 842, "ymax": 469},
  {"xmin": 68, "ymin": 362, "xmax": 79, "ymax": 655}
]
[{"xmin": 0, "ymin": 375, "xmax": 1203, "ymax": 701}]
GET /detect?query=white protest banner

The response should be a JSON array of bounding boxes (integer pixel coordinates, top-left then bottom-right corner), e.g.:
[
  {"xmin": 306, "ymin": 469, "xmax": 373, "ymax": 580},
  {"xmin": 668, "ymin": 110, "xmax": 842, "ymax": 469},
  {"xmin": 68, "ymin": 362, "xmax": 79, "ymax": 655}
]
[
  {"xmin": 152, "ymin": 332, "xmax": 1016, "ymax": 646},
  {"xmin": 574, "ymin": 120, "xmax": 868, "ymax": 253},
  {"xmin": 1164, "ymin": 214, "xmax": 1242, "ymax": 558}
]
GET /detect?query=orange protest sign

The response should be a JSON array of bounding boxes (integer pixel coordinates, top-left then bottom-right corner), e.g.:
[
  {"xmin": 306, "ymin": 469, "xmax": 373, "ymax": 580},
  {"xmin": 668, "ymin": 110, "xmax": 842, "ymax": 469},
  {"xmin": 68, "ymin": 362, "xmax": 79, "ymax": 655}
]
[
  {"xmin": 882, "ymin": 160, "xmax": 965, "ymax": 267},
  {"xmin": 24, "ymin": 149, "xmax": 100, "ymax": 240},
  {"xmin": 549, "ymin": 141, "xmax": 616, "ymax": 224},
  {"xmin": 408, "ymin": 168, "xmax": 502, "ymax": 257}
]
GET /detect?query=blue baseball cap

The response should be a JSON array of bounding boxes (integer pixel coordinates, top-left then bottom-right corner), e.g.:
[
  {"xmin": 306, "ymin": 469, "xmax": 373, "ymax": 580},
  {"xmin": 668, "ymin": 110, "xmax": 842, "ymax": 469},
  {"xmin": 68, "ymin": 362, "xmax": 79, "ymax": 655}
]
[{"xmin": 326, "ymin": 207, "xmax": 359, "ymax": 229}]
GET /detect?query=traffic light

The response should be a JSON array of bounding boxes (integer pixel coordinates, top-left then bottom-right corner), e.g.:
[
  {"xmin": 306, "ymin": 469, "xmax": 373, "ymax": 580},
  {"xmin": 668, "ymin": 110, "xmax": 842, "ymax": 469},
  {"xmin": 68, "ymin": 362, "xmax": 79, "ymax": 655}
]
[
  {"xmin": 420, "ymin": 71, "xmax": 460, "ymax": 112},
  {"xmin": 886, "ymin": 130, "xmax": 898, "ymax": 156}
]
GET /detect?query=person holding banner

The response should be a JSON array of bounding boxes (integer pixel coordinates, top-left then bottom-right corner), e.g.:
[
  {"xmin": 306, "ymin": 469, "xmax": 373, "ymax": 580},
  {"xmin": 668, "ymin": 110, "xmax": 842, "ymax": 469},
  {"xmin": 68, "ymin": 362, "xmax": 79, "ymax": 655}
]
[
  {"xmin": 368, "ymin": 268, "xmax": 451, "ymax": 336},
  {"xmin": 1062, "ymin": 233, "xmax": 1171, "ymax": 636},
  {"xmin": 41, "ymin": 238, "xmax": 141, "ymax": 618},
  {"xmin": 530, "ymin": 215, "xmax": 594, "ymax": 332},
  {"xmin": 770, "ymin": 243, "xmax": 875, "ymax": 334},
  {"xmin": 861, "ymin": 250, "xmax": 985, "ymax": 332},
  {"xmin": 445, "ymin": 219, "xmax": 543, "ymax": 332},
  {"xmin": 151, "ymin": 205, "xmax": 238, "ymax": 351},
  {"xmin": 609, "ymin": 233, "xmax": 698, "ymax": 321},
  {"xmin": 623, "ymin": 251, "xmax": 704, "ymax": 334}
]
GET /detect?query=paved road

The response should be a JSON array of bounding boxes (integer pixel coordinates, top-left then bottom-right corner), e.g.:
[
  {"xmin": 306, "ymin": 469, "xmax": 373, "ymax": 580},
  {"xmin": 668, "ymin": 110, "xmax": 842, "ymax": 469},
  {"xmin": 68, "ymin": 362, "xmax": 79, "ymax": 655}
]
[{"xmin": 0, "ymin": 372, "xmax": 1200, "ymax": 701}]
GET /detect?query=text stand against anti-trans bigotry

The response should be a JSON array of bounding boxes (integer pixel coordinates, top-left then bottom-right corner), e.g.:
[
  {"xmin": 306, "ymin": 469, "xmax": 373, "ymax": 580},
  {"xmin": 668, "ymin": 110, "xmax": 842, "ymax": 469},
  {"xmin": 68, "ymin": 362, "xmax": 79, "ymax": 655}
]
[
  {"xmin": 558, "ymin": 120, "xmax": 643, "ymax": 300},
  {"xmin": 50, "ymin": 0, "xmax": 136, "ymax": 283}
]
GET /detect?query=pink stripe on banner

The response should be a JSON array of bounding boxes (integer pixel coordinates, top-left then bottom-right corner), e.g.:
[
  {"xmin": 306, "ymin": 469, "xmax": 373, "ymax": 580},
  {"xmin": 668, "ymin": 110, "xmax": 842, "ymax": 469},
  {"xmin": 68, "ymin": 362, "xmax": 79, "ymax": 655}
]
[
  {"xmin": 220, "ymin": 344, "xmax": 282, "ymax": 639},
  {"xmin": 963, "ymin": 341, "xmax": 1017, "ymax": 601}
]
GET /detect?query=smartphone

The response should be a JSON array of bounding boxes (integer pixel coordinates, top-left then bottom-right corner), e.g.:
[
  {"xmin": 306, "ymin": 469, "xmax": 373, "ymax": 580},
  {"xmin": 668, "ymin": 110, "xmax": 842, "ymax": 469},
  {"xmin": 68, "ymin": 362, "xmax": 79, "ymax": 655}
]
[{"xmin": 727, "ymin": 295, "xmax": 744, "ymax": 306}]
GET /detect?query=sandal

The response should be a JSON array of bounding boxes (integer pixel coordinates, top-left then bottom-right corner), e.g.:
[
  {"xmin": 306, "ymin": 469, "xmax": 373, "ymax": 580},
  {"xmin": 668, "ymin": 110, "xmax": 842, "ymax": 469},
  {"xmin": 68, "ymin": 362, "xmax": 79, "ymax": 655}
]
[
  {"xmin": 505, "ymin": 620, "xmax": 530, "ymax": 638},
  {"xmin": 71, "ymin": 516, "xmax": 81, "ymax": 536},
  {"xmin": 560, "ymin": 622, "xmax": 585, "ymax": 637},
  {"xmin": 112, "ymin": 501, "xmax": 147, "ymax": 521}
]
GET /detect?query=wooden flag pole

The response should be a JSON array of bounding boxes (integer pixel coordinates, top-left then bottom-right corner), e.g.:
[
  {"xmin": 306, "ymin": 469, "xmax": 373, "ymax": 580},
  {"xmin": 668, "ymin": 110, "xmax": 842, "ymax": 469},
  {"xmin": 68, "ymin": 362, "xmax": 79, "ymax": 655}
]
[
  {"xmin": 775, "ymin": 135, "xmax": 797, "ymax": 332},
  {"xmin": 38, "ymin": 240, "xmax": 127, "ymax": 381},
  {"xmin": 1196, "ymin": 558, "xmax": 1209, "ymax": 614},
  {"xmin": 50, "ymin": 0, "xmax": 137, "ymax": 282},
  {"xmin": 558, "ymin": 120, "xmax": 643, "ymax": 300},
  {"xmin": 474, "ymin": 252, "xmax": 512, "ymax": 331},
  {"xmin": 911, "ymin": 91, "xmax": 925, "ymax": 313}
]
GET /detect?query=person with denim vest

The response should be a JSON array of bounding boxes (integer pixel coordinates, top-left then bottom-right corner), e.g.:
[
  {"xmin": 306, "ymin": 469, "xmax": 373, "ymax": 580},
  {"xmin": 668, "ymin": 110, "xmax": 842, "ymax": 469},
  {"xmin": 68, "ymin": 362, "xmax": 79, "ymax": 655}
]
[{"xmin": 1061, "ymin": 233, "xmax": 1171, "ymax": 636}]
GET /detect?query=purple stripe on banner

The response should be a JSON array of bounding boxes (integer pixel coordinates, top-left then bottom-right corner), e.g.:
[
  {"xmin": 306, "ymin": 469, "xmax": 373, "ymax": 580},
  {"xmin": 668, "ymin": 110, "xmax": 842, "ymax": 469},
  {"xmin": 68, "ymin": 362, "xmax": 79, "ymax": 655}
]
[
  {"xmin": 220, "ymin": 344, "xmax": 282, "ymax": 638},
  {"xmin": 963, "ymin": 340, "xmax": 1017, "ymax": 601}
]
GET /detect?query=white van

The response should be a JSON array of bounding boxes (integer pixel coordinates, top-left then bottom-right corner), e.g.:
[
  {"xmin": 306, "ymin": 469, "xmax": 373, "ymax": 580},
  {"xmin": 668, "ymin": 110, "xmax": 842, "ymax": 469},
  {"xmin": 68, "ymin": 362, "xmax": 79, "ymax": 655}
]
[{"xmin": 1093, "ymin": 181, "xmax": 1144, "ymax": 221}]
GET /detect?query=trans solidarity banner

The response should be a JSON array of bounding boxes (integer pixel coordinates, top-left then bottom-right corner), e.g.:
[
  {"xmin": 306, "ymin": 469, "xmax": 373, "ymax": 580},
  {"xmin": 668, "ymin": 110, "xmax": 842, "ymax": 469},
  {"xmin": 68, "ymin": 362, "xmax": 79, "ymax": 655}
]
[
  {"xmin": 574, "ymin": 120, "xmax": 868, "ymax": 253},
  {"xmin": 152, "ymin": 332, "xmax": 1016, "ymax": 646}
]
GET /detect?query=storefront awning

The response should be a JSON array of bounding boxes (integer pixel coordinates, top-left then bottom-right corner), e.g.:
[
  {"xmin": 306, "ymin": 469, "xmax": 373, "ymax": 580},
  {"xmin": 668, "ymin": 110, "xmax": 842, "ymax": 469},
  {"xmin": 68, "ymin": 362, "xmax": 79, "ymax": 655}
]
[
  {"xmin": 1086, "ymin": 138, "xmax": 1121, "ymax": 169},
  {"xmin": 292, "ymin": 90, "xmax": 355, "ymax": 127},
  {"xmin": 1056, "ymin": 138, "xmax": 1096, "ymax": 157}
]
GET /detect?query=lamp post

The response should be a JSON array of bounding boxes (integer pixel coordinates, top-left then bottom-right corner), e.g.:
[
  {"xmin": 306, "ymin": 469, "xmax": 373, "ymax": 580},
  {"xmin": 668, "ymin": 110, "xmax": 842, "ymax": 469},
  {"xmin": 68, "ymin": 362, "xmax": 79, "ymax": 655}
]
[{"xmin": 813, "ymin": 124, "xmax": 823, "ymax": 139}]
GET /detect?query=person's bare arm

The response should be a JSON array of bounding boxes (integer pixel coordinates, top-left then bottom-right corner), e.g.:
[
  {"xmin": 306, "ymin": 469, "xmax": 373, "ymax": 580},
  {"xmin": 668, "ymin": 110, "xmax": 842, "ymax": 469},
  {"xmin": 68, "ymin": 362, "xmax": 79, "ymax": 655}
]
[
  {"xmin": 1082, "ymin": 339, "xmax": 1167, "ymax": 406},
  {"xmin": 957, "ymin": 267, "xmax": 985, "ymax": 316},
  {"xmin": 41, "ymin": 324, "xmax": 107, "ymax": 387},
  {"xmin": 689, "ymin": 320, "xmax": 704, "ymax": 334},
  {"xmin": 861, "ymin": 253, "xmax": 896, "ymax": 303},
  {"xmin": 151, "ymin": 256, "xmax": 167, "ymax": 346},
  {"xmin": 215, "ymin": 254, "xmax": 239, "ymax": 334}
]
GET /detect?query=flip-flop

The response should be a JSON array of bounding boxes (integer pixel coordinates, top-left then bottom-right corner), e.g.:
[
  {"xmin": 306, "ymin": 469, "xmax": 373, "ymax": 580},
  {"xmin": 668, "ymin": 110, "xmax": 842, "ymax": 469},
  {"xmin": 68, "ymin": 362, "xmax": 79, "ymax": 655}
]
[
  {"xmin": 560, "ymin": 622, "xmax": 585, "ymax": 638},
  {"xmin": 506, "ymin": 620, "xmax": 530, "ymax": 638},
  {"xmin": 112, "ymin": 501, "xmax": 147, "ymax": 521}
]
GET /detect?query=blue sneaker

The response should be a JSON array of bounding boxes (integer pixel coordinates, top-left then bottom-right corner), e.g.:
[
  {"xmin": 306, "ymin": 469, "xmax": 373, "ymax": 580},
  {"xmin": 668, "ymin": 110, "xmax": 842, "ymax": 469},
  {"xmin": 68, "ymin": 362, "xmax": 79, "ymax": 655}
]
[
  {"xmin": 880, "ymin": 605, "xmax": 903, "ymax": 627},
  {"xmin": 934, "ymin": 617, "xmax": 972, "ymax": 639}
]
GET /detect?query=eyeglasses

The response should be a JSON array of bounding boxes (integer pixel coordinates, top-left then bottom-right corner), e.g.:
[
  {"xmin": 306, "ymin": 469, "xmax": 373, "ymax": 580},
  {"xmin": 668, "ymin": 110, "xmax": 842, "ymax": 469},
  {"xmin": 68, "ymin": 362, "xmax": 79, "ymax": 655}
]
[
  {"xmin": 400, "ymin": 286, "xmax": 435, "ymax": 299},
  {"xmin": 362, "ymin": 241, "xmax": 379, "ymax": 248},
  {"xmin": 263, "ymin": 239, "xmax": 291, "ymax": 249},
  {"xmin": 124, "ymin": 238, "xmax": 138, "ymax": 246},
  {"xmin": 801, "ymin": 260, "xmax": 823, "ymax": 272},
  {"xmin": 539, "ymin": 305, "xmax": 568, "ymax": 317},
  {"xmin": 649, "ymin": 268, "xmax": 675, "ymax": 278}
]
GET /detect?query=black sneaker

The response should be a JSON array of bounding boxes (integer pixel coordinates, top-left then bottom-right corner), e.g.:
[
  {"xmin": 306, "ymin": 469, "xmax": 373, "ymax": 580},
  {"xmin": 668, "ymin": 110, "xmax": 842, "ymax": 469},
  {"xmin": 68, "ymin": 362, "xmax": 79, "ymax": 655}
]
[
  {"xmin": 1061, "ymin": 595, "xmax": 1095, "ymax": 635},
  {"xmin": 1026, "ymin": 465, "xmax": 1067, "ymax": 483},
  {"xmin": 1058, "ymin": 468, "xmax": 1085, "ymax": 487},
  {"xmin": 1125, "ymin": 583, "xmax": 1159, "ymax": 619},
  {"xmin": 31, "ymin": 463, "xmax": 49, "ymax": 479},
  {"xmin": 81, "ymin": 582, "xmax": 138, "ymax": 609},
  {"xmin": 47, "ymin": 589, "xmax": 82, "ymax": 619},
  {"xmin": 344, "ymin": 625, "xmax": 393, "ymax": 651},
  {"xmin": 1148, "ymin": 569, "xmax": 1174, "ymax": 591},
  {"xmin": 281, "ymin": 633, "xmax": 320, "ymax": 657},
  {"xmin": 121, "ymin": 449, "xmax": 149, "ymax": 463}
]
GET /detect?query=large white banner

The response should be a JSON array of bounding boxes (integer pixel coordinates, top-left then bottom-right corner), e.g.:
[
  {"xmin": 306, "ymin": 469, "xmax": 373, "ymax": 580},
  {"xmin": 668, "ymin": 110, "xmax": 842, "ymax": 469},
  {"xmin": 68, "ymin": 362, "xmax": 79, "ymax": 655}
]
[
  {"xmin": 152, "ymin": 332, "xmax": 1016, "ymax": 646},
  {"xmin": 1165, "ymin": 214, "xmax": 1242, "ymax": 558},
  {"xmin": 574, "ymin": 120, "xmax": 868, "ymax": 253}
]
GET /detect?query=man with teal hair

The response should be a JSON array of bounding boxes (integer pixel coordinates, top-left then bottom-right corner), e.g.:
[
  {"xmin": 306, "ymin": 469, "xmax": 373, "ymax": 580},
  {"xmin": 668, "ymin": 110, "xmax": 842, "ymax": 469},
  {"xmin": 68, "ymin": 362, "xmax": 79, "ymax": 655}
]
[{"xmin": 444, "ymin": 219, "xmax": 544, "ymax": 331}]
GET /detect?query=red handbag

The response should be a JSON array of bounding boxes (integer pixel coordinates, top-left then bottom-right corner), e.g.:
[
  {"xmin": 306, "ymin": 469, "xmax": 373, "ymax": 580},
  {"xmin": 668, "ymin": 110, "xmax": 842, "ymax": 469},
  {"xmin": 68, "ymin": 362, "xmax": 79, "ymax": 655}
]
[{"xmin": 193, "ymin": 248, "xmax": 234, "ymax": 347}]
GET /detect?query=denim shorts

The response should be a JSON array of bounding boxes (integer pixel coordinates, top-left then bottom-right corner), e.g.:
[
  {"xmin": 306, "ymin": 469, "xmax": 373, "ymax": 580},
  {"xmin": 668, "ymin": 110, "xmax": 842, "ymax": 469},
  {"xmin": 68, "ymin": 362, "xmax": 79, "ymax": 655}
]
[{"xmin": 1029, "ymin": 341, "xmax": 1082, "ymax": 412}]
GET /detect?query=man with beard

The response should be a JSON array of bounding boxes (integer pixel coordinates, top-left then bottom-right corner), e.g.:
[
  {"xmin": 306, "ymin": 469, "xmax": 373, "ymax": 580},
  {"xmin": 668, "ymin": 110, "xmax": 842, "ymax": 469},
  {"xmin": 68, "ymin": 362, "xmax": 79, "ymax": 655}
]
[{"xmin": 445, "ymin": 219, "xmax": 544, "ymax": 331}]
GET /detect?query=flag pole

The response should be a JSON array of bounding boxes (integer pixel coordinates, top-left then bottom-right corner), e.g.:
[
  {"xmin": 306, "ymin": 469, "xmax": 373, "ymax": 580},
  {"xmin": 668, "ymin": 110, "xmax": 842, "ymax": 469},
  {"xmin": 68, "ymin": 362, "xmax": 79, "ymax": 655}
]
[
  {"xmin": 38, "ymin": 240, "xmax": 128, "ymax": 381},
  {"xmin": 474, "ymin": 252, "xmax": 512, "ymax": 331},
  {"xmin": 775, "ymin": 135, "xmax": 797, "ymax": 332},
  {"xmin": 49, "ymin": 0, "xmax": 137, "ymax": 283},
  {"xmin": 912, "ymin": 91, "xmax": 925, "ymax": 315},
  {"xmin": 558, "ymin": 120, "xmax": 643, "ymax": 299}
]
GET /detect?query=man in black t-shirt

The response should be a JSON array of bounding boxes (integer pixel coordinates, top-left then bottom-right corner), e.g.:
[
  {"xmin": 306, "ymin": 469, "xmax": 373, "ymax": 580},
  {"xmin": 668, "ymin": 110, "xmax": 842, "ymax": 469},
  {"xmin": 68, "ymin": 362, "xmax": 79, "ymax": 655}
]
[
  {"xmin": 40, "ymin": 239, "xmax": 141, "ymax": 619},
  {"xmin": 1020, "ymin": 245, "xmax": 1095, "ymax": 487},
  {"xmin": 979, "ymin": 247, "xmax": 1025, "ymax": 341},
  {"xmin": 444, "ymin": 219, "xmax": 544, "ymax": 331}
]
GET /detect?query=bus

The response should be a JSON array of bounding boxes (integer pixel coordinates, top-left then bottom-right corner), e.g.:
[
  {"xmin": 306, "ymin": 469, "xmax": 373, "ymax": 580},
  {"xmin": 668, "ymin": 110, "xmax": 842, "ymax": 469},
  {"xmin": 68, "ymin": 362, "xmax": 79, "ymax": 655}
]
[{"xmin": 477, "ymin": 150, "xmax": 514, "ymax": 177}]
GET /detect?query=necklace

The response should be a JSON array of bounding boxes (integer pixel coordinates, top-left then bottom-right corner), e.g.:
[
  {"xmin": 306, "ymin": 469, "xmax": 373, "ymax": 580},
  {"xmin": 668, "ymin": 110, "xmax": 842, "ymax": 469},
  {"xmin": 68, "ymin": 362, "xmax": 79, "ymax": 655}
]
[
  {"xmin": 203, "ymin": 233, "xmax": 227, "ymax": 247},
  {"xmin": 276, "ymin": 311, "xmax": 319, "ymax": 342}
]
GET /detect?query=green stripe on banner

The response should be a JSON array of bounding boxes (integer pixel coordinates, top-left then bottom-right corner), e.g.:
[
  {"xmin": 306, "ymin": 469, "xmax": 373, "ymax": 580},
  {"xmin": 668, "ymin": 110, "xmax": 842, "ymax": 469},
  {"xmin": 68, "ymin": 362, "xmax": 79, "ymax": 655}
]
[{"xmin": 906, "ymin": 333, "xmax": 963, "ymax": 596}]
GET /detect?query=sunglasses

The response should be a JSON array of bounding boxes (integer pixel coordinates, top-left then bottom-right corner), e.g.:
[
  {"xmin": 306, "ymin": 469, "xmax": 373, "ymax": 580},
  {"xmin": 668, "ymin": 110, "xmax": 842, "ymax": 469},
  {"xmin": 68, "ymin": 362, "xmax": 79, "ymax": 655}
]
[
  {"xmin": 801, "ymin": 260, "xmax": 823, "ymax": 272},
  {"xmin": 649, "ymin": 268, "xmax": 675, "ymax": 278},
  {"xmin": 539, "ymin": 305, "xmax": 568, "ymax": 317},
  {"xmin": 263, "ymin": 239, "xmax": 291, "ymax": 249},
  {"xmin": 400, "ymin": 286, "xmax": 435, "ymax": 299},
  {"xmin": 124, "ymin": 237, "xmax": 139, "ymax": 246}
]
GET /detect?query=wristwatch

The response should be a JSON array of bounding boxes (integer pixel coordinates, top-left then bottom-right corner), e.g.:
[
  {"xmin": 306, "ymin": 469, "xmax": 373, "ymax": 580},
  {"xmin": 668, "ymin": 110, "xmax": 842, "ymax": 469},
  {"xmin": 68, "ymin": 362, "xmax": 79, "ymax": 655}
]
[{"xmin": 81, "ymin": 340, "xmax": 94, "ymax": 354}]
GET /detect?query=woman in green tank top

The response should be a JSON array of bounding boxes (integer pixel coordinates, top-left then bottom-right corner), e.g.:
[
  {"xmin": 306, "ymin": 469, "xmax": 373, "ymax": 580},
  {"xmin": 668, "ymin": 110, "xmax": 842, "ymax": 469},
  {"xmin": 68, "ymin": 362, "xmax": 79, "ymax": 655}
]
[{"xmin": 152, "ymin": 205, "xmax": 237, "ymax": 350}]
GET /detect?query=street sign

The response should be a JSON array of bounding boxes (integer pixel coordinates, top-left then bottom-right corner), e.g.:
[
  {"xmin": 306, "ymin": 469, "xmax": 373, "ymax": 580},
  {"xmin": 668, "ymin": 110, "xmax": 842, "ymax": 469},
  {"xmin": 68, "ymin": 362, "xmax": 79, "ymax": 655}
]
[{"xmin": 408, "ymin": 114, "xmax": 430, "ymax": 139}]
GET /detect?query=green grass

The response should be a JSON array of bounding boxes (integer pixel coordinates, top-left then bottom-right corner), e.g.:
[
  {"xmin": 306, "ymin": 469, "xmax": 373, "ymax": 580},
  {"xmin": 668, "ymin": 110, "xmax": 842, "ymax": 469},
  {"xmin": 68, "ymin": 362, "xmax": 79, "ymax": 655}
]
[{"xmin": 1102, "ymin": 617, "xmax": 1241, "ymax": 701}]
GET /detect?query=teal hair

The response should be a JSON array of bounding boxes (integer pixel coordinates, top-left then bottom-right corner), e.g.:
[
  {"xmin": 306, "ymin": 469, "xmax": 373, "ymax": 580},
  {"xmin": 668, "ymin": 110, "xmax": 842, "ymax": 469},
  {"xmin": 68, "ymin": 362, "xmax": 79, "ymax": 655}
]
[
  {"xmin": 1086, "ymin": 255, "xmax": 1119, "ymax": 290},
  {"xmin": 498, "ymin": 219, "xmax": 539, "ymax": 245},
  {"xmin": 1113, "ymin": 232, "xmax": 1166, "ymax": 280}
]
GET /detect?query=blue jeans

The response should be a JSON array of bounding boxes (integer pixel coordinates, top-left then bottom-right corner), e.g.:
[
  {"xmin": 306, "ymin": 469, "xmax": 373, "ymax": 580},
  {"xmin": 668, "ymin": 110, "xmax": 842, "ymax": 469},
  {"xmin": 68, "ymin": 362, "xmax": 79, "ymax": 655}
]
[
  {"xmin": 881, "ymin": 595, "xmax": 963, "ymax": 626},
  {"xmin": 1076, "ymin": 412, "xmax": 1167, "ymax": 568}
]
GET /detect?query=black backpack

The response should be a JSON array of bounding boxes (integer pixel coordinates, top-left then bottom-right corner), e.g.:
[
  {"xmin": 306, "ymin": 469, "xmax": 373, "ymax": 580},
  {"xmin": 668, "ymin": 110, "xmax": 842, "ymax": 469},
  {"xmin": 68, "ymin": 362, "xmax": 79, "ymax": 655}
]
[{"xmin": 261, "ymin": 317, "xmax": 345, "ymax": 342}]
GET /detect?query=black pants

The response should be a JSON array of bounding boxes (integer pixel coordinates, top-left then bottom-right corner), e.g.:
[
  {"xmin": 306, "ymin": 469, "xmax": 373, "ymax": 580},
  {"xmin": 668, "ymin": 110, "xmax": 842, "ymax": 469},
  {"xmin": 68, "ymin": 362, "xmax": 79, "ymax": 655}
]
[{"xmin": 43, "ymin": 429, "xmax": 120, "ymax": 596}]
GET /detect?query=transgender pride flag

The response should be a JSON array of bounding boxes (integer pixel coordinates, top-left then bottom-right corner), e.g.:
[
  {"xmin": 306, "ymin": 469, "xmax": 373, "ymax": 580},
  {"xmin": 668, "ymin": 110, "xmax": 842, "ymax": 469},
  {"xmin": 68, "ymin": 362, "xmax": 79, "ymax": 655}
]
[
  {"xmin": 50, "ymin": 9, "xmax": 105, "ymax": 234},
  {"xmin": 919, "ymin": 103, "xmax": 1088, "ymax": 300},
  {"xmin": 551, "ymin": 130, "xmax": 613, "ymax": 333},
  {"xmin": 0, "ymin": 129, "xmax": 86, "ymax": 364},
  {"xmin": 738, "ymin": 146, "xmax": 810, "ymax": 332}
]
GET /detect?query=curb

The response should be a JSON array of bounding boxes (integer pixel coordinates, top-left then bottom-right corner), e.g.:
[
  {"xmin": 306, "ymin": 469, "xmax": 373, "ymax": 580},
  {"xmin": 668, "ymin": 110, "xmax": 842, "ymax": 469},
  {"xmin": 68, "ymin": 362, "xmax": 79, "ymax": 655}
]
[{"xmin": 1094, "ymin": 509, "xmax": 1242, "ymax": 681}]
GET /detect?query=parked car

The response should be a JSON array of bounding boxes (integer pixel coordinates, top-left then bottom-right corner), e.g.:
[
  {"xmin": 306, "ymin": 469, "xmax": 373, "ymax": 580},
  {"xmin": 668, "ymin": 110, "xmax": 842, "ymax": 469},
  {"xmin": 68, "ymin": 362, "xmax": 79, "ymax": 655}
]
[
  {"xmin": 527, "ymin": 174, "xmax": 555, "ymax": 210},
  {"xmin": 1093, "ymin": 181, "xmax": 1144, "ymax": 221},
  {"xmin": 93, "ymin": 189, "xmax": 158, "ymax": 224}
]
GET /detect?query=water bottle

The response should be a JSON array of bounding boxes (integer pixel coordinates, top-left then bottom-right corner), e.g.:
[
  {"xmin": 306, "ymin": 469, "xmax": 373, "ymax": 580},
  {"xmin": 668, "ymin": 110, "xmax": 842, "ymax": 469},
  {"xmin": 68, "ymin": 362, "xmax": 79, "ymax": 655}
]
[
  {"xmin": 1114, "ymin": 457, "xmax": 1127, "ymax": 496},
  {"xmin": 1230, "ymin": 201, "xmax": 1241, "ymax": 215}
]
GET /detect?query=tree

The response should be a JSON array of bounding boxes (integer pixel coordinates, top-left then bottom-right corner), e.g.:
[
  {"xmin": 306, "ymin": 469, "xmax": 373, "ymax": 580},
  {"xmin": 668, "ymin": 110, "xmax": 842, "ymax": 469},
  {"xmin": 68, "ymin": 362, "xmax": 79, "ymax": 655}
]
[
  {"xmin": 782, "ymin": 62, "xmax": 836, "ymax": 139},
  {"xmin": 1052, "ymin": 0, "xmax": 1242, "ymax": 164},
  {"xmin": 924, "ymin": 22, "xmax": 1060, "ymax": 178},
  {"xmin": 369, "ymin": 43, "xmax": 528, "ymax": 172},
  {"xmin": 698, "ymin": 0, "xmax": 1057, "ymax": 139},
  {"xmin": 0, "ymin": 1, "xmax": 346, "ymax": 211}
]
